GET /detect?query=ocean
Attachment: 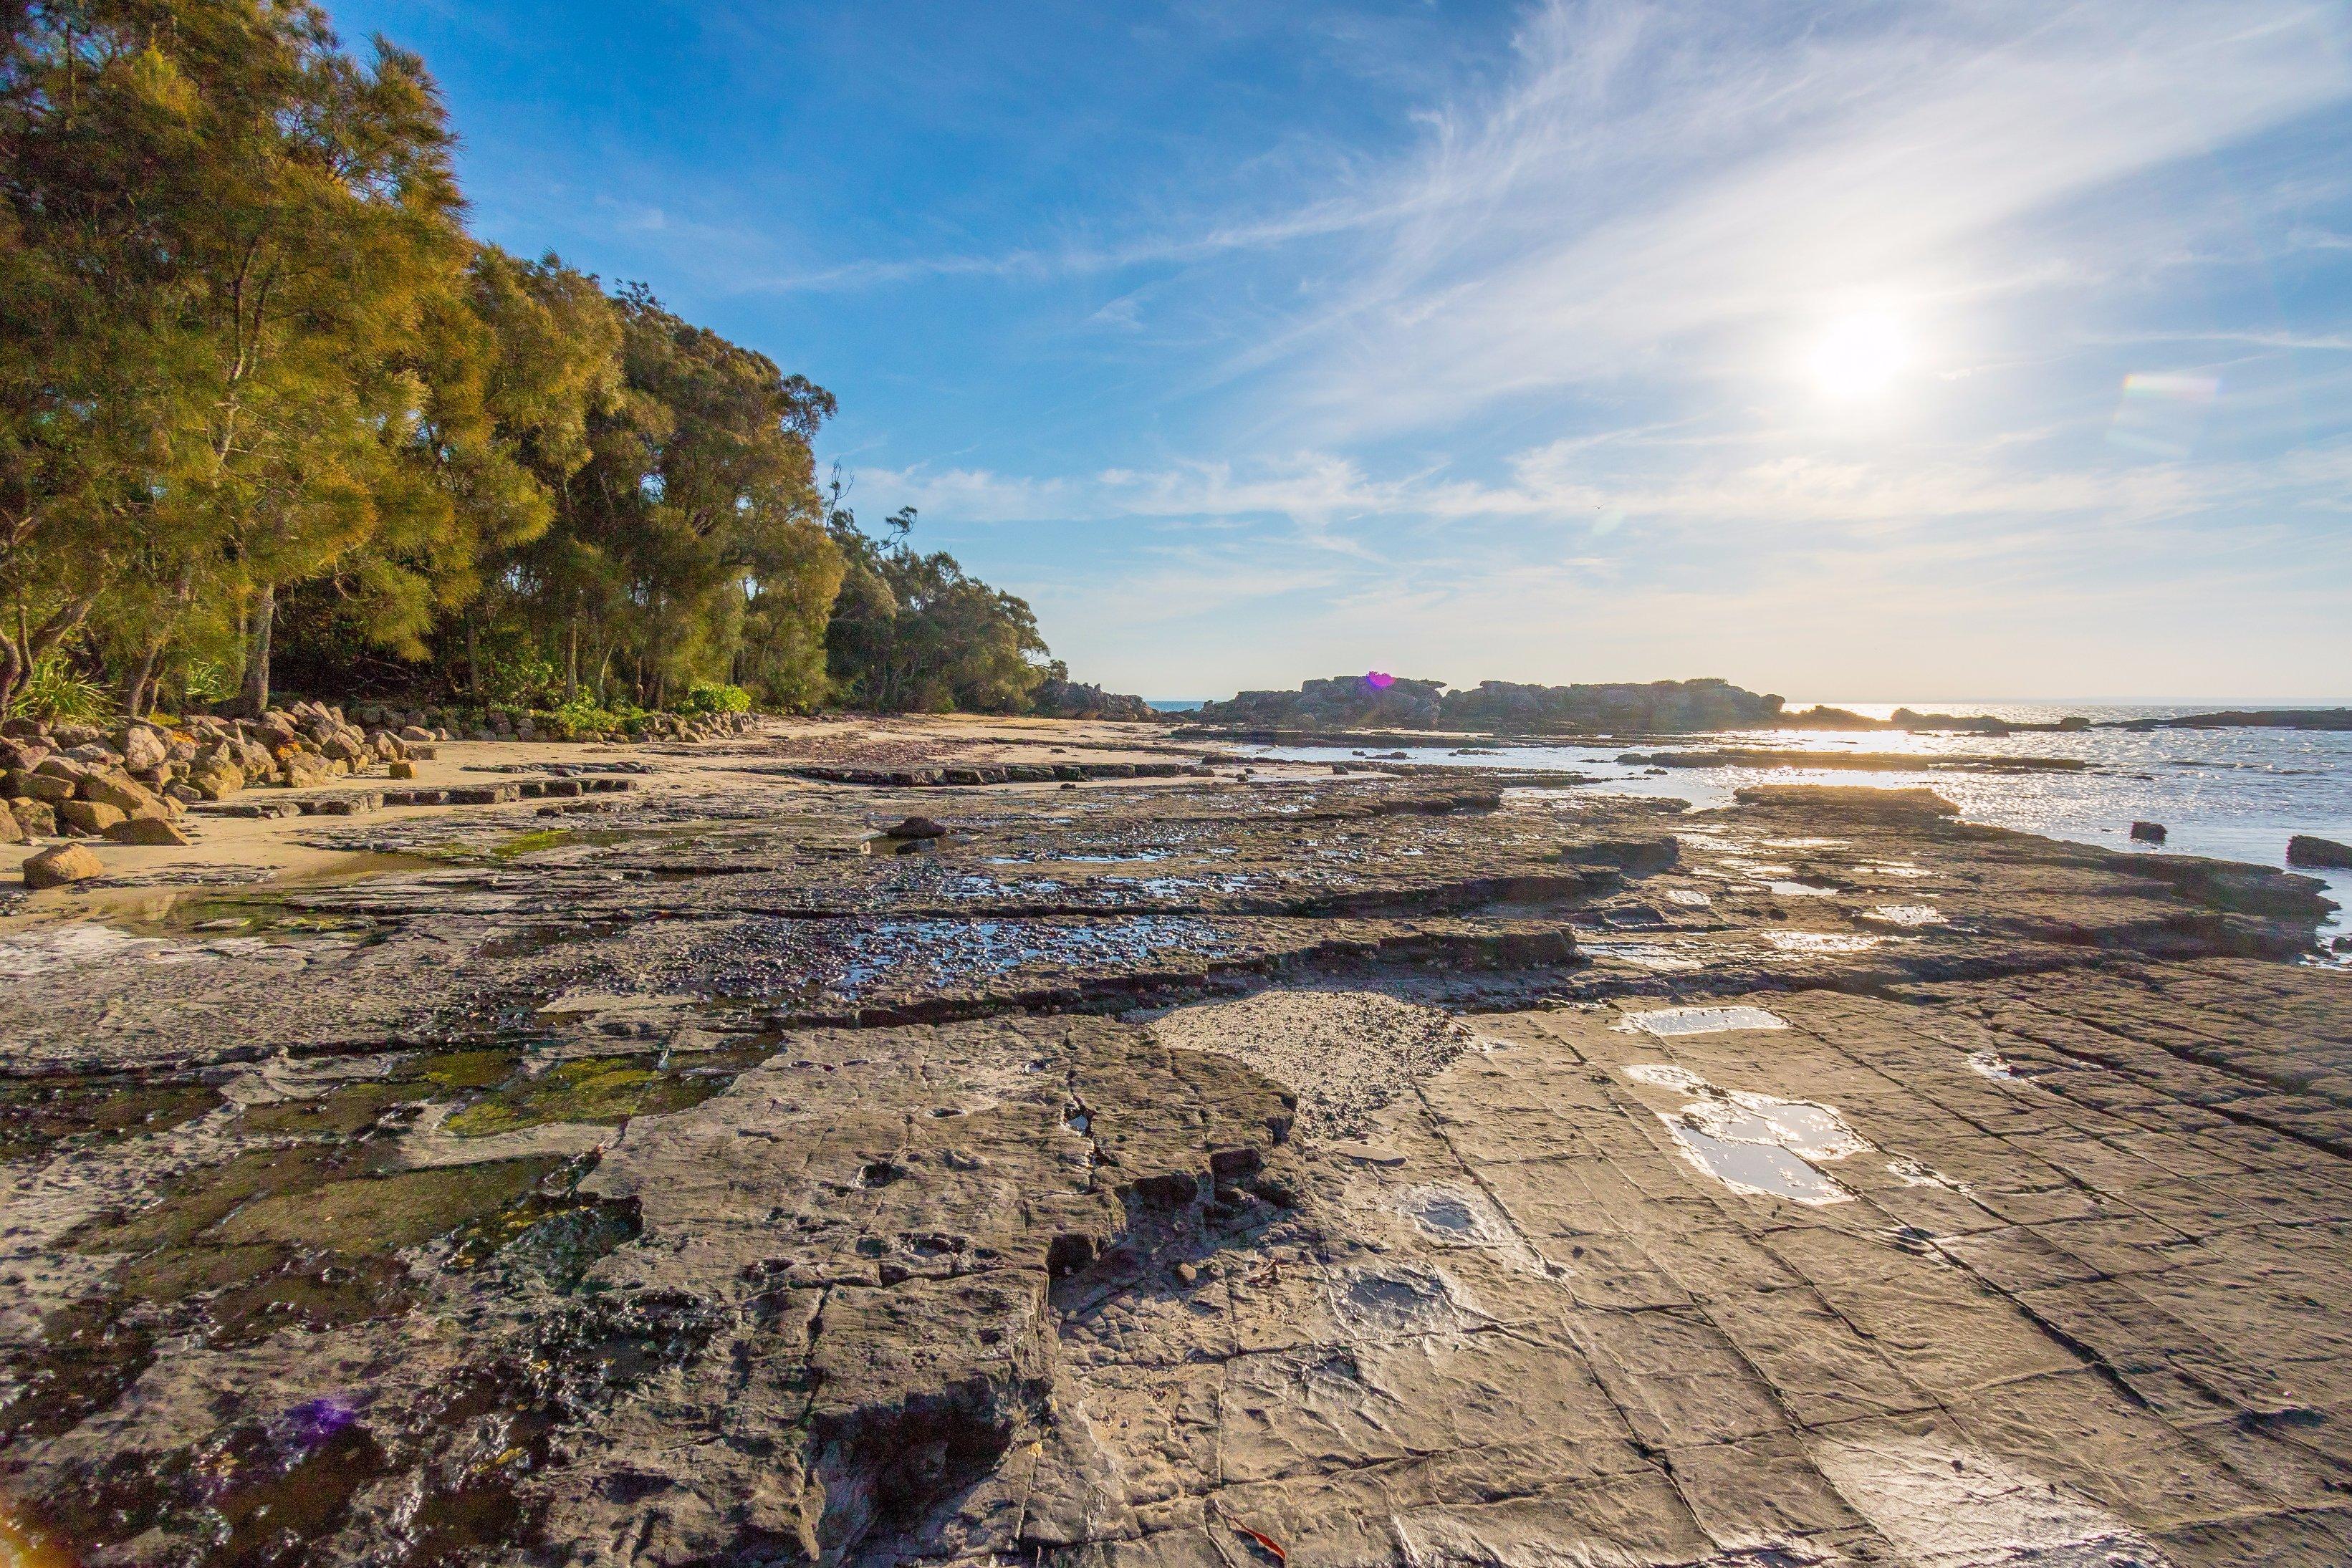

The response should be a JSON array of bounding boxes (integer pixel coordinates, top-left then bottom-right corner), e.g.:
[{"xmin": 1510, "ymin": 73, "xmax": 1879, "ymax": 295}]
[{"xmin": 1242, "ymin": 701, "xmax": 2352, "ymax": 952}]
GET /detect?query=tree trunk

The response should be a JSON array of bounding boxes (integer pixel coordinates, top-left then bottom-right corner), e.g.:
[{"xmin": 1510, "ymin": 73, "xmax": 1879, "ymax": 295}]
[
  {"xmin": 239, "ymin": 580, "xmax": 276, "ymax": 718},
  {"xmin": 466, "ymin": 612, "xmax": 481, "ymax": 701},
  {"xmin": 125, "ymin": 642, "xmax": 162, "ymax": 718},
  {"xmin": 565, "ymin": 612, "xmax": 580, "ymax": 703}
]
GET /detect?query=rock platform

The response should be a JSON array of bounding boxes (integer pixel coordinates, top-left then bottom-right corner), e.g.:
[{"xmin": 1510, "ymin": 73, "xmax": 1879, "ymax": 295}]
[{"xmin": 0, "ymin": 734, "xmax": 2346, "ymax": 1567}]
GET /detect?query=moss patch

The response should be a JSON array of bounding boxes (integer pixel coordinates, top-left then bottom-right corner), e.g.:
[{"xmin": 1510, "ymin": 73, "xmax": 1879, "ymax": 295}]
[
  {"xmin": 441, "ymin": 1052, "xmax": 746, "ymax": 1138},
  {"xmin": 0, "ymin": 1075, "xmax": 224, "ymax": 1162},
  {"xmin": 214, "ymin": 1158, "xmax": 562, "ymax": 1254}
]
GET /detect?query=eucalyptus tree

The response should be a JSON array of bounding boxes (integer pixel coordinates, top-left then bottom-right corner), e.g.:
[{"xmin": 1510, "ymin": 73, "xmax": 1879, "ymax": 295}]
[{"xmin": 543, "ymin": 285, "xmax": 840, "ymax": 708}]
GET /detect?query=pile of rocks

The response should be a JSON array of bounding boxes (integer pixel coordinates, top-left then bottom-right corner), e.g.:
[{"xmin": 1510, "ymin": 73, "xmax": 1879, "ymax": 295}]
[
  {"xmin": 0, "ymin": 722, "xmax": 196, "ymax": 855},
  {"xmin": 347, "ymin": 702, "xmax": 756, "ymax": 744},
  {"xmin": 1, "ymin": 700, "xmax": 429, "ymax": 866}
]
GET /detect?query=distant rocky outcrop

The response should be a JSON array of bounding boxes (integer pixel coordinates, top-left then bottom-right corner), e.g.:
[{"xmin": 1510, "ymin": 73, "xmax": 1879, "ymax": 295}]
[
  {"xmin": 1195, "ymin": 675, "xmax": 1449, "ymax": 731},
  {"xmin": 2116, "ymin": 708, "xmax": 2352, "ymax": 733},
  {"xmin": 1441, "ymin": 678, "xmax": 1782, "ymax": 734},
  {"xmin": 1029, "ymin": 677, "xmax": 1154, "ymax": 722},
  {"xmin": 1189, "ymin": 675, "xmax": 1782, "ymax": 735}
]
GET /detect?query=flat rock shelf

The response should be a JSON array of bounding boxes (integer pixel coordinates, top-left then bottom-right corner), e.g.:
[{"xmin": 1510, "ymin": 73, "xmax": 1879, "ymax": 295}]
[{"xmin": 1, "ymin": 723, "xmax": 2347, "ymax": 1568}]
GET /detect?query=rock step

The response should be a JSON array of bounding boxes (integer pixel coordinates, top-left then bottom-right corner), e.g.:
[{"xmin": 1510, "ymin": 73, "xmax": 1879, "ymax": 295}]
[
  {"xmin": 789, "ymin": 761, "xmax": 1206, "ymax": 788},
  {"xmin": 197, "ymin": 776, "xmax": 635, "ymax": 816}
]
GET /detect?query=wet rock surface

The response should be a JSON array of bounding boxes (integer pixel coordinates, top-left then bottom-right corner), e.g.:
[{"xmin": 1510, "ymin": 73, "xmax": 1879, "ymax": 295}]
[{"xmin": 0, "ymin": 746, "xmax": 2346, "ymax": 1567}]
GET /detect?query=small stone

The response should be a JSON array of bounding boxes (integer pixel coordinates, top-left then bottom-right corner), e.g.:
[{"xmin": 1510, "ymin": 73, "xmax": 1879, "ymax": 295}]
[
  {"xmin": 883, "ymin": 816, "xmax": 949, "ymax": 840},
  {"xmin": 23, "ymin": 842, "xmax": 102, "ymax": 889},
  {"xmin": 388, "ymin": 760, "xmax": 416, "ymax": 780},
  {"xmin": 1174, "ymin": 1262, "xmax": 1199, "ymax": 1286}
]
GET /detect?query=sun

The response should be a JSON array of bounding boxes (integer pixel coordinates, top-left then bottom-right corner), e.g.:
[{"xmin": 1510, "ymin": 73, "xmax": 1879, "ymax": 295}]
[{"xmin": 1808, "ymin": 311, "xmax": 1910, "ymax": 400}]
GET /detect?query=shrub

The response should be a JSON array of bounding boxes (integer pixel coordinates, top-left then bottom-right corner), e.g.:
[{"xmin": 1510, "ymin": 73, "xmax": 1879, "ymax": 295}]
[
  {"xmin": 677, "ymin": 681, "xmax": 752, "ymax": 716},
  {"xmin": 14, "ymin": 653, "xmax": 111, "ymax": 723}
]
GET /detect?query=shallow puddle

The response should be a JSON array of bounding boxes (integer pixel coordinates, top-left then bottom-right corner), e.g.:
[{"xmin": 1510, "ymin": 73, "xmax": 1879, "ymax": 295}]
[
  {"xmin": 1866, "ymin": 904, "xmax": 1945, "ymax": 926},
  {"xmin": 1760, "ymin": 930, "xmax": 1885, "ymax": 954},
  {"xmin": 1578, "ymin": 940, "xmax": 1705, "ymax": 972},
  {"xmin": 1766, "ymin": 880, "xmax": 1838, "ymax": 898},
  {"xmin": 1622, "ymin": 1064, "xmax": 1866, "ymax": 1206},
  {"xmin": 0, "ymin": 923, "xmax": 304, "ymax": 978},
  {"xmin": 1967, "ymin": 1051, "xmax": 2017, "ymax": 1079},
  {"xmin": 1329, "ymin": 1263, "xmax": 1484, "ymax": 1337},
  {"xmin": 1616, "ymin": 1005, "xmax": 1789, "ymax": 1036},
  {"xmin": 1397, "ymin": 1186, "xmax": 1516, "ymax": 1251},
  {"xmin": 1666, "ymin": 1122, "xmax": 1851, "ymax": 1205},
  {"xmin": 701, "ymin": 915, "xmax": 1234, "ymax": 1006}
]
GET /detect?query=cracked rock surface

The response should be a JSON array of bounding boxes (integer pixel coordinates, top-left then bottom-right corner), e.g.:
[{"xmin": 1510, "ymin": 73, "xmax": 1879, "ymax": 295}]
[{"xmin": 1, "ymin": 727, "xmax": 2347, "ymax": 1567}]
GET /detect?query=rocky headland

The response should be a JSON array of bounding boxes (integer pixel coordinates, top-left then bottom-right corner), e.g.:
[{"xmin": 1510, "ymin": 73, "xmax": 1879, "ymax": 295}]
[{"xmin": 1, "ymin": 715, "xmax": 2348, "ymax": 1568}]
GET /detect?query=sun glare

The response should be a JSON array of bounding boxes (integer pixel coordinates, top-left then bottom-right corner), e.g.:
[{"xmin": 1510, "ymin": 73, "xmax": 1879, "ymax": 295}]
[{"xmin": 1808, "ymin": 311, "xmax": 1909, "ymax": 400}]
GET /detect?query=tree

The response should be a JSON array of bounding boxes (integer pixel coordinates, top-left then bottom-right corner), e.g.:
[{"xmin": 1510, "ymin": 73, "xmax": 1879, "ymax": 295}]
[
  {"xmin": 822, "ymin": 498, "xmax": 1052, "ymax": 713},
  {"xmin": 537, "ymin": 284, "xmax": 840, "ymax": 708},
  {"xmin": 0, "ymin": 2, "xmax": 216, "ymax": 712}
]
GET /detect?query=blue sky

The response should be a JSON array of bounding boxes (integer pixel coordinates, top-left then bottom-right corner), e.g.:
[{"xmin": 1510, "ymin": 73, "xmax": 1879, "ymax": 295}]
[{"xmin": 330, "ymin": 0, "xmax": 2352, "ymax": 701}]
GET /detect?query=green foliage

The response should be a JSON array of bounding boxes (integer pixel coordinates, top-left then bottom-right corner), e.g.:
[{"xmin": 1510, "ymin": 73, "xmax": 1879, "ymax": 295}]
[
  {"xmin": 0, "ymin": 1, "xmax": 1067, "ymax": 724},
  {"xmin": 824, "ymin": 503, "xmax": 1050, "ymax": 713},
  {"xmin": 14, "ymin": 654, "xmax": 110, "ymax": 725},
  {"xmin": 677, "ymin": 681, "xmax": 751, "ymax": 716},
  {"xmin": 548, "ymin": 693, "xmax": 640, "ymax": 738}
]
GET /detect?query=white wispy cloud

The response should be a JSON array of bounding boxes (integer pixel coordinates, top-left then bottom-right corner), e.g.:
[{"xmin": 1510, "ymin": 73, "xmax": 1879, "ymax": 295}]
[{"xmin": 1267, "ymin": 1, "xmax": 2352, "ymax": 433}]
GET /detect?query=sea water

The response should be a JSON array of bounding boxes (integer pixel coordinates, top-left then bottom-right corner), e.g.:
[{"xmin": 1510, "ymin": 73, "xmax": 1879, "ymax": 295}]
[{"xmin": 1245, "ymin": 701, "xmax": 2352, "ymax": 949}]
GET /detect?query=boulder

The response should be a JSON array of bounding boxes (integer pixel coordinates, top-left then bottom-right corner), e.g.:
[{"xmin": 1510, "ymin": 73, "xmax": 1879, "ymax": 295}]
[
  {"xmin": 883, "ymin": 816, "xmax": 950, "ymax": 840},
  {"xmin": 399, "ymin": 725, "xmax": 434, "ymax": 744},
  {"xmin": 0, "ymin": 807, "xmax": 22, "ymax": 844},
  {"xmin": 79, "ymin": 769, "xmax": 169, "ymax": 819},
  {"xmin": 105, "ymin": 817, "xmax": 192, "ymax": 846},
  {"xmin": 23, "ymin": 842, "xmax": 102, "ymax": 889},
  {"xmin": 116, "ymin": 724, "xmax": 168, "ymax": 772},
  {"xmin": 189, "ymin": 750, "xmax": 246, "ymax": 801},
  {"xmin": 63, "ymin": 742, "xmax": 119, "ymax": 767},
  {"xmin": 2129, "ymin": 821, "xmax": 2168, "ymax": 845},
  {"xmin": 2288, "ymin": 834, "xmax": 2352, "ymax": 870},
  {"xmin": 280, "ymin": 751, "xmax": 331, "ymax": 789},
  {"xmin": 11, "ymin": 799, "xmax": 55, "ymax": 837},
  {"xmin": 0, "ymin": 736, "xmax": 49, "ymax": 771},
  {"xmin": 388, "ymin": 760, "xmax": 417, "ymax": 780},
  {"xmin": 58, "ymin": 799, "xmax": 126, "ymax": 834}
]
